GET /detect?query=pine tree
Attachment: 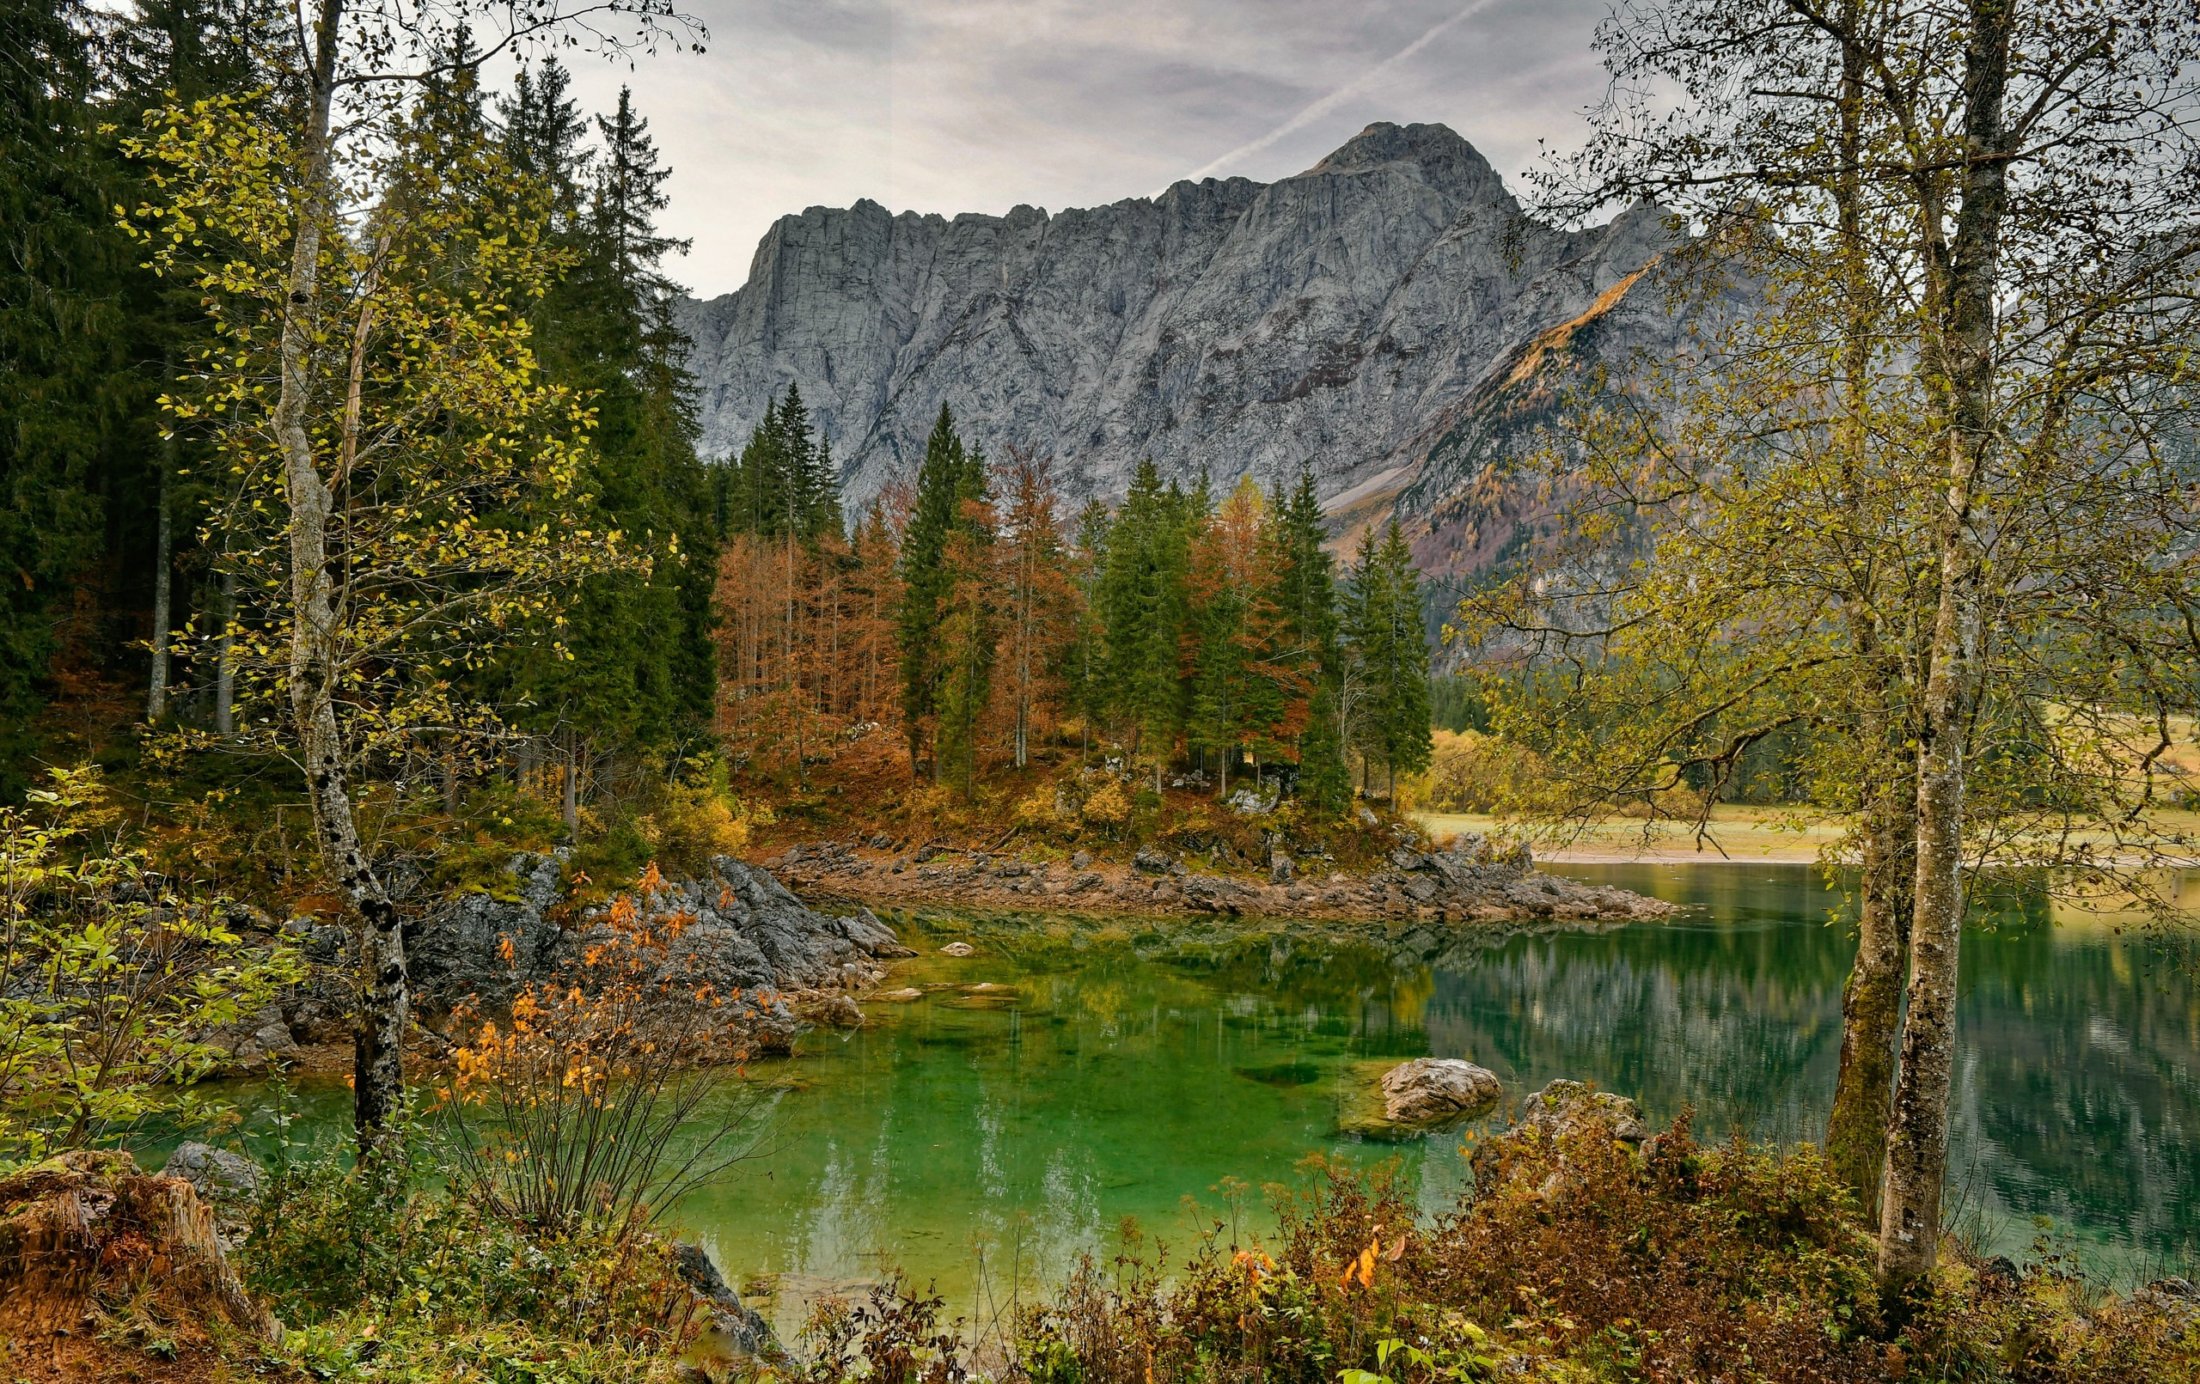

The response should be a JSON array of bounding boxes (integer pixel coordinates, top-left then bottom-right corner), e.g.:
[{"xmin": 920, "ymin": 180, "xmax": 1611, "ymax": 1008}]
[
  {"xmin": 1097, "ymin": 460, "xmax": 1194, "ymax": 787},
  {"xmin": 1374, "ymin": 520, "xmax": 1432, "ymax": 794},
  {"xmin": 1264, "ymin": 469, "xmax": 1347, "ymax": 804},
  {"xmin": 0, "ymin": 0, "xmax": 142, "ymax": 786},
  {"xmin": 897, "ymin": 404, "xmax": 987, "ymax": 775},
  {"xmin": 494, "ymin": 77, "xmax": 715, "ymax": 782}
]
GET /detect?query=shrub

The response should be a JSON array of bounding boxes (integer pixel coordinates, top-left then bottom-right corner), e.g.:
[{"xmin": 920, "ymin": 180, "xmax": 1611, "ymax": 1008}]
[
  {"xmin": 0, "ymin": 766, "xmax": 300, "ymax": 1170},
  {"xmin": 1011, "ymin": 1116, "xmax": 2200, "ymax": 1383},
  {"xmin": 437, "ymin": 864, "xmax": 767, "ymax": 1238},
  {"xmin": 243, "ymin": 1133, "xmax": 704, "ymax": 1382}
]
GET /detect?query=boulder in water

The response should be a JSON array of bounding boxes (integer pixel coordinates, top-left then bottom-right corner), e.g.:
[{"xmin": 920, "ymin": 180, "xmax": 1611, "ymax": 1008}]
[{"xmin": 1380, "ymin": 1058, "xmax": 1505, "ymax": 1126}]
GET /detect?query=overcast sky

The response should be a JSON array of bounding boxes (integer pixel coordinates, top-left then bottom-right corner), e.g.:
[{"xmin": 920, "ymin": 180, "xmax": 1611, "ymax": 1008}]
[{"xmin": 537, "ymin": 0, "xmax": 1619, "ymax": 298}]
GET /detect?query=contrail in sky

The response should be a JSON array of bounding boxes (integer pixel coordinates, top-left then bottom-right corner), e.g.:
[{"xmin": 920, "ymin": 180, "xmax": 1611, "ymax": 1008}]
[{"xmin": 1181, "ymin": 0, "xmax": 1503, "ymax": 183}]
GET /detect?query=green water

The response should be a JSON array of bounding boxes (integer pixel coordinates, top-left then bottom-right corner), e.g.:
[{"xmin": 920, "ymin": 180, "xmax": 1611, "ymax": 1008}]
[{"xmin": 214, "ymin": 863, "xmax": 2200, "ymax": 1333}]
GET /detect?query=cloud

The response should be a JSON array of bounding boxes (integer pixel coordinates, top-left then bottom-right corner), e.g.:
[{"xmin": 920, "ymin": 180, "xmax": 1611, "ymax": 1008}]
[
  {"xmin": 1180, "ymin": 0, "xmax": 1505, "ymax": 183},
  {"xmin": 529, "ymin": 0, "xmax": 1611, "ymax": 296}
]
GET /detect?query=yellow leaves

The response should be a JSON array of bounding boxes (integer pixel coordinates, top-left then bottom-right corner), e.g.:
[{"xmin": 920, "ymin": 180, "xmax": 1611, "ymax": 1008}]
[{"xmin": 1339, "ymin": 1236, "xmax": 1398, "ymax": 1291}]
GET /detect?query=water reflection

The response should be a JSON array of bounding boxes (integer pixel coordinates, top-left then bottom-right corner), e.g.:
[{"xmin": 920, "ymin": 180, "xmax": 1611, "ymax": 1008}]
[{"xmin": 666, "ymin": 864, "xmax": 2197, "ymax": 1332}]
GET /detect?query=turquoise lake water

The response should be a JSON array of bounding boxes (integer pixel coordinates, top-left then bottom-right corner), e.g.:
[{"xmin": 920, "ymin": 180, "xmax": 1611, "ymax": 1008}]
[{"xmin": 214, "ymin": 862, "xmax": 2200, "ymax": 1335}]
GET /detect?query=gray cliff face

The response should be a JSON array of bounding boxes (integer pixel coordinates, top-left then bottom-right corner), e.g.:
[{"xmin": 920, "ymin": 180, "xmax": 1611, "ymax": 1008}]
[{"xmin": 676, "ymin": 122, "xmax": 1683, "ymax": 509}]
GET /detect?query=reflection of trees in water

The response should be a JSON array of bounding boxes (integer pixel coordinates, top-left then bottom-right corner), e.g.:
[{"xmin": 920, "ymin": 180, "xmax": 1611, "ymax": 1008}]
[
  {"xmin": 1946, "ymin": 917, "xmax": 2200, "ymax": 1260},
  {"xmin": 1419, "ymin": 922, "xmax": 1850, "ymax": 1145},
  {"xmin": 879, "ymin": 891, "xmax": 2199, "ymax": 1273}
]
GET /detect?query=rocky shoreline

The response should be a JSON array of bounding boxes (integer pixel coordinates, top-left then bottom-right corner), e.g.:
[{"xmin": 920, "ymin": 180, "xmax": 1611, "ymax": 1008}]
[{"xmin": 765, "ymin": 836, "xmax": 1677, "ymax": 925}]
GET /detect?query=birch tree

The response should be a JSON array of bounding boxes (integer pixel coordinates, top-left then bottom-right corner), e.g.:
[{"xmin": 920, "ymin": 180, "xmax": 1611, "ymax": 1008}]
[
  {"xmin": 1466, "ymin": 0, "xmax": 2200, "ymax": 1297},
  {"xmin": 130, "ymin": 0, "xmax": 700, "ymax": 1150}
]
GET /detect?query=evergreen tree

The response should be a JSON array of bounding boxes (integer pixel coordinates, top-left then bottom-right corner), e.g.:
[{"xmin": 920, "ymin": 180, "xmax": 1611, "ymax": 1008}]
[
  {"xmin": 1097, "ymin": 460, "xmax": 1194, "ymax": 786},
  {"xmin": 494, "ymin": 76, "xmax": 715, "ymax": 777},
  {"xmin": 1346, "ymin": 519, "xmax": 1432, "ymax": 796},
  {"xmin": 0, "ymin": 0, "xmax": 139, "ymax": 786},
  {"xmin": 897, "ymin": 404, "xmax": 987, "ymax": 775},
  {"xmin": 1263, "ymin": 469, "xmax": 1347, "ymax": 804}
]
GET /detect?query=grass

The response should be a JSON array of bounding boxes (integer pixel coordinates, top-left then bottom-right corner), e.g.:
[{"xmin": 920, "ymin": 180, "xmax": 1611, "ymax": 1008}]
[{"xmin": 1418, "ymin": 804, "xmax": 2200, "ymax": 867}]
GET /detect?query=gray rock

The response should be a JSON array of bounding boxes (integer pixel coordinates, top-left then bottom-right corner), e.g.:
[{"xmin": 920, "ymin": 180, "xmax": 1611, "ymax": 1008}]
[
  {"xmin": 1132, "ymin": 845, "xmax": 1173, "ymax": 875},
  {"xmin": 675, "ymin": 122, "xmax": 1690, "ymax": 553},
  {"xmin": 1268, "ymin": 852, "xmax": 1294, "ymax": 885},
  {"xmin": 1069, "ymin": 850, "xmax": 1092, "ymax": 870},
  {"xmin": 1512, "ymin": 1079, "xmax": 1649, "ymax": 1146},
  {"xmin": 673, "ymin": 1242, "xmax": 786, "ymax": 1373},
  {"xmin": 161, "ymin": 1142, "xmax": 264, "ymax": 1207},
  {"xmin": 1380, "ymin": 1059, "xmax": 1504, "ymax": 1127},
  {"xmin": 408, "ymin": 855, "xmax": 909, "ymax": 1037}
]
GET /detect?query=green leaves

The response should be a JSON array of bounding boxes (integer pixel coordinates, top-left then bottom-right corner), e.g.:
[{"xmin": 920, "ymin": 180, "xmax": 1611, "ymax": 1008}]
[{"xmin": 0, "ymin": 767, "xmax": 300, "ymax": 1170}]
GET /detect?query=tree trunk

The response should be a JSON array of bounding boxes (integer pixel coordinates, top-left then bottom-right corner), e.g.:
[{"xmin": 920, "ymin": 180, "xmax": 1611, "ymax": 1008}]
[
  {"xmin": 562, "ymin": 736, "xmax": 579, "ymax": 837},
  {"xmin": 213, "ymin": 567, "xmax": 236, "ymax": 735},
  {"xmin": 275, "ymin": 0, "xmax": 407, "ymax": 1152},
  {"xmin": 1825, "ymin": 764, "xmax": 1912, "ymax": 1217},
  {"xmin": 1878, "ymin": 0, "xmax": 2011, "ymax": 1295},
  {"xmin": 147, "ymin": 428, "xmax": 174, "ymax": 722}
]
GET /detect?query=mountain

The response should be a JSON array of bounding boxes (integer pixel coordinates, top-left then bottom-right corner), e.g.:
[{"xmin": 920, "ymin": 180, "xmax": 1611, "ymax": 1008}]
[{"xmin": 675, "ymin": 121, "xmax": 1697, "ymax": 640}]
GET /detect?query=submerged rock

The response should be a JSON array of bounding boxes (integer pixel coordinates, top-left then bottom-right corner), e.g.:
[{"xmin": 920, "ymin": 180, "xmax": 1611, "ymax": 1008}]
[{"xmin": 673, "ymin": 1241, "xmax": 786, "ymax": 1377}]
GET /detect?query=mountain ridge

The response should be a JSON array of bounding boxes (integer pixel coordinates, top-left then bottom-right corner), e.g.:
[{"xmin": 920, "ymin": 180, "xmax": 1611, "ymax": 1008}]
[{"xmin": 674, "ymin": 121, "xmax": 1692, "ymax": 600}]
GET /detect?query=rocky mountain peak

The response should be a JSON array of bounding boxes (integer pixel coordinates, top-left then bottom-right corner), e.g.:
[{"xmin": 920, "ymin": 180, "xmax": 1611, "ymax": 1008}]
[
  {"xmin": 1307, "ymin": 120, "xmax": 1503, "ymax": 195},
  {"xmin": 675, "ymin": 121, "xmax": 1694, "ymax": 551}
]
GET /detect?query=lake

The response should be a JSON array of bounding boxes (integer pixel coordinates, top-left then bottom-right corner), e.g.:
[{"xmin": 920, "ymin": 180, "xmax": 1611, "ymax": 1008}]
[{"xmin": 214, "ymin": 862, "xmax": 2200, "ymax": 1337}]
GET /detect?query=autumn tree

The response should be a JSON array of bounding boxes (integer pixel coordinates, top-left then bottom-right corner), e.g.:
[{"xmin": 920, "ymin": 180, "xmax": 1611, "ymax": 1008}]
[
  {"xmin": 131, "ymin": 0, "xmax": 701, "ymax": 1149},
  {"xmin": 1470, "ymin": 0, "xmax": 2200, "ymax": 1295},
  {"xmin": 993, "ymin": 452, "xmax": 1077, "ymax": 769}
]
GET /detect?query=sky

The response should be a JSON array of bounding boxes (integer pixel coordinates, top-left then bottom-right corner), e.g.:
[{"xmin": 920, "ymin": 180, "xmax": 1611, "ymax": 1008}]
[{"xmin": 536, "ymin": 0, "xmax": 1620, "ymax": 298}]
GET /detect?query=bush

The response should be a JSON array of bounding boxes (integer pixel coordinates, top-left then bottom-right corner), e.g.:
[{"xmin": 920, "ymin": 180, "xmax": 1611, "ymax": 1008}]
[
  {"xmin": 1011, "ymin": 1116, "xmax": 2200, "ymax": 1384},
  {"xmin": 244, "ymin": 1132, "xmax": 703, "ymax": 1383},
  {"xmin": 0, "ymin": 766, "xmax": 300, "ymax": 1170},
  {"xmin": 438, "ymin": 864, "xmax": 767, "ymax": 1238}
]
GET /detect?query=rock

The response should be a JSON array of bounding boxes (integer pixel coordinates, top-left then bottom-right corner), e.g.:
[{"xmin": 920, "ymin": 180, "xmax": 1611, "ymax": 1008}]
[
  {"xmin": 2131, "ymin": 1277, "xmax": 2200, "ymax": 1332},
  {"xmin": 161, "ymin": 1142, "xmax": 264, "ymax": 1208},
  {"xmin": 1268, "ymin": 851, "xmax": 1295, "ymax": 884},
  {"xmin": 673, "ymin": 1242, "xmax": 786, "ymax": 1377},
  {"xmin": 938, "ymin": 941, "xmax": 976, "ymax": 957},
  {"xmin": 1512, "ymin": 1079, "xmax": 1649, "ymax": 1146},
  {"xmin": 1226, "ymin": 785, "xmax": 1279, "ymax": 815},
  {"xmin": 873, "ymin": 987, "xmax": 925, "ymax": 1003},
  {"xmin": 408, "ymin": 855, "xmax": 909, "ymax": 1041},
  {"xmin": 1069, "ymin": 850, "xmax": 1093, "ymax": 870},
  {"xmin": 818, "ymin": 995, "xmax": 864, "ymax": 1028},
  {"xmin": 1380, "ymin": 1059, "xmax": 1504, "ymax": 1126},
  {"xmin": 1132, "ymin": 845, "xmax": 1173, "ymax": 875},
  {"xmin": 215, "ymin": 1002, "xmax": 301, "ymax": 1074},
  {"xmin": 0, "ymin": 1151, "xmax": 276, "ymax": 1341},
  {"xmin": 675, "ymin": 123, "xmax": 1693, "ymax": 566}
]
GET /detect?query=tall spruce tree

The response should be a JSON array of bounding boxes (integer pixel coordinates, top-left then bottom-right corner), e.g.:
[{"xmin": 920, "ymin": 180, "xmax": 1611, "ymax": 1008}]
[
  {"xmin": 494, "ymin": 74, "xmax": 715, "ymax": 780},
  {"xmin": 897, "ymin": 404, "xmax": 986, "ymax": 775},
  {"xmin": 1348, "ymin": 519, "xmax": 1431, "ymax": 797},
  {"xmin": 1266, "ymin": 470, "xmax": 1348, "ymax": 806},
  {"xmin": 0, "ymin": 0, "xmax": 147, "ymax": 787}
]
